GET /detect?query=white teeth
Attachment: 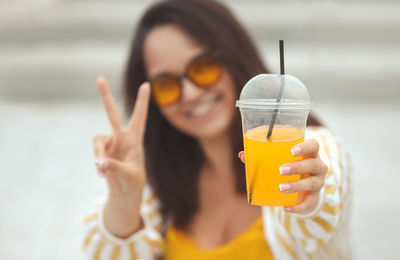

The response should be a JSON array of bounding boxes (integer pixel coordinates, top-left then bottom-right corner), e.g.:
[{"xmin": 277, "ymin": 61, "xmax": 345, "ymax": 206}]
[{"xmin": 189, "ymin": 96, "xmax": 219, "ymax": 117}]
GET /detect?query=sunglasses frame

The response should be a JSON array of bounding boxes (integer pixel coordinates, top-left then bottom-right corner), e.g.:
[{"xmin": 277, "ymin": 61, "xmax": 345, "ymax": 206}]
[{"xmin": 149, "ymin": 50, "xmax": 222, "ymax": 107}]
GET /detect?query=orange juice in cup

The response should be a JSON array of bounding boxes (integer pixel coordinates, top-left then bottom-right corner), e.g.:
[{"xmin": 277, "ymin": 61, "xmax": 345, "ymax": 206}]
[
  {"xmin": 243, "ymin": 125, "xmax": 304, "ymax": 206},
  {"xmin": 236, "ymin": 74, "xmax": 312, "ymax": 207}
]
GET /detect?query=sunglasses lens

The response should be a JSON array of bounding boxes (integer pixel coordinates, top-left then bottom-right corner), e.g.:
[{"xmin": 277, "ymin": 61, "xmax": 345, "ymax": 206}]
[
  {"xmin": 152, "ymin": 76, "xmax": 181, "ymax": 107},
  {"xmin": 187, "ymin": 54, "xmax": 222, "ymax": 87}
]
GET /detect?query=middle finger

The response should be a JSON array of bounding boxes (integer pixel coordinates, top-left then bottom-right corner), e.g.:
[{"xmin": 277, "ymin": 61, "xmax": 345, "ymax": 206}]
[{"xmin": 128, "ymin": 82, "xmax": 151, "ymax": 142}]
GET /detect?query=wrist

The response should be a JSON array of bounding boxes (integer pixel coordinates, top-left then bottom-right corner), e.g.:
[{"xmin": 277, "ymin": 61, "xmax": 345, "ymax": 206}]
[
  {"xmin": 107, "ymin": 187, "xmax": 143, "ymax": 213},
  {"xmin": 100, "ymin": 202, "xmax": 145, "ymax": 240},
  {"xmin": 103, "ymin": 191, "xmax": 144, "ymax": 238}
]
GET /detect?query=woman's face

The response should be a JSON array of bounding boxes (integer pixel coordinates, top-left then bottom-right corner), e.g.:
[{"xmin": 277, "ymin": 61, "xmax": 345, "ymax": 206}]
[{"xmin": 143, "ymin": 24, "xmax": 237, "ymax": 140}]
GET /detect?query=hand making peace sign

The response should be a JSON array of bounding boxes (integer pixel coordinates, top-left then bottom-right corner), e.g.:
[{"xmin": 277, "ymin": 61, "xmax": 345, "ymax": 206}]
[{"xmin": 93, "ymin": 76, "xmax": 151, "ymax": 199}]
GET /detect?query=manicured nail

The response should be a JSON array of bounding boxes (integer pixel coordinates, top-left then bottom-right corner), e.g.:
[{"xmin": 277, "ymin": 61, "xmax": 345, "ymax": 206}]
[
  {"xmin": 95, "ymin": 158, "xmax": 108, "ymax": 169},
  {"xmin": 279, "ymin": 166, "xmax": 291, "ymax": 175},
  {"xmin": 95, "ymin": 158, "xmax": 103, "ymax": 167},
  {"xmin": 284, "ymin": 207, "xmax": 292, "ymax": 212},
  {"xmin": 279, "ymin": 183, "xmax": 290, "ymax": 192},
  {"xmin": 291, "ymin": 147, "xmax": 301, "ymax": 156}
]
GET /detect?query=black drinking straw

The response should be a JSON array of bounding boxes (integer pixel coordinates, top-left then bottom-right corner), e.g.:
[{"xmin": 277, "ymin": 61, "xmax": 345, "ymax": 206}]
[
  {"xmin": 265, "ymin": 40, "xmax": 286, "ymax": 141},
  {"xmin": 249, "ymin": 40, "xmax": 286, "ymax": 204}
]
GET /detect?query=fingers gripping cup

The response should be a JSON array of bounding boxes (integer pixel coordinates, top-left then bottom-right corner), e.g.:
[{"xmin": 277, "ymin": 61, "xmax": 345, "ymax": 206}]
[{"xmin": 236, "ymin": 74, "xmax": 312, "ymax": 206}]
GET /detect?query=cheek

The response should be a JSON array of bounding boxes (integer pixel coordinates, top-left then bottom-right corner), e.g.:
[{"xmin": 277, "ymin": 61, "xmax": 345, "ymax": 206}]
[
  {"xmin": 159, "ymin": 104, "xmax": 190, "ymax": 134},
  {"xmin": 218, "ymin": 72, "xmax": 237, "ymax": 111},
  {"xmin": 160, "ymin": 105, "xmax": 180, "ymax": 123}
]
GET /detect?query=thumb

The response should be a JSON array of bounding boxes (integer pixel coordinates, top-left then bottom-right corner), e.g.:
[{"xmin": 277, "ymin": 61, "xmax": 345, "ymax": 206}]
[
  {"xmin": 238, "ymin": 151, "xmax": 245, "ymax": 164},
  {"xmin": 100, "ymin": 157, "xmax": 135, "ymax": 178}
]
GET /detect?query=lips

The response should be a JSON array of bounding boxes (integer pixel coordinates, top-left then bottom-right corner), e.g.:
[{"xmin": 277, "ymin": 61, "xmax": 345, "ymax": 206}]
[{"xmin": 185, "ymin": 95, "xmax": 221, "ymax": 118}]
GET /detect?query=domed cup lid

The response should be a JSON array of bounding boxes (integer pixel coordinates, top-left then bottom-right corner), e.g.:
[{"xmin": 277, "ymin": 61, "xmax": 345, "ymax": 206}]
[{"xmin": 236, "ymin": 74, "xmax": 312, "ymax": 110}]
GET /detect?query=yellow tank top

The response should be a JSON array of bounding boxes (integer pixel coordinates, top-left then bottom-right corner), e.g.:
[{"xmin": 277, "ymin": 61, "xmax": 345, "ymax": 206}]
[{"xmin": 164, "ymin": 217, "xmax": 274, "ymax": 260}]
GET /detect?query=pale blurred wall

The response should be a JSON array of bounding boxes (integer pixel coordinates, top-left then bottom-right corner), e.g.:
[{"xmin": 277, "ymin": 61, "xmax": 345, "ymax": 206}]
[{"xmin": 1, "ymin": 1, "xmax": 400, "ymax": 260}]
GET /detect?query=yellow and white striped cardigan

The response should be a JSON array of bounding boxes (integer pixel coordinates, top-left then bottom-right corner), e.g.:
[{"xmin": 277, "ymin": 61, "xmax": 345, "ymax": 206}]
[{"xmin": 82, "ymin": 127, "xmax": 353, "ymax": 260}]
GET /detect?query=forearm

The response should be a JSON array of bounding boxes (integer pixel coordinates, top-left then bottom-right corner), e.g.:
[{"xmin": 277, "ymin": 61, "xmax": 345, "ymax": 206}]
[{"xmin": 103, "ymin": 190, "xmax": 144, "ymax": 238}]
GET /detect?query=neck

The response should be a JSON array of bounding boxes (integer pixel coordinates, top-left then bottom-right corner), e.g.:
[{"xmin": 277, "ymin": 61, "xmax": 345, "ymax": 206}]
[{"xmin": 199, "ymin": 130, "xmax": 233, "ymax": 176}]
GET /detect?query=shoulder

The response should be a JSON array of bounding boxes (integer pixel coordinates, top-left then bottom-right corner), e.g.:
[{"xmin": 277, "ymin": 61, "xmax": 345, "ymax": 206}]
[
  {"xmin": 305, "ymin": 126, "xmax": 338, "ymax": 141},
  {"xmin": 305, "ymin": 126, "xmax": 348, "ymax": 162},
  {"xmin": 306, "ymin": 126, "xmax": 353, "ymax": 200}
]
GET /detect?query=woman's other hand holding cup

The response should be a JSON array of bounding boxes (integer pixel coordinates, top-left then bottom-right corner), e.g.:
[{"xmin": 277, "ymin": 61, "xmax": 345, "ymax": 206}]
[{"xmin": 238, "ymin": 139, "xmax": 328, "ymax": 215}]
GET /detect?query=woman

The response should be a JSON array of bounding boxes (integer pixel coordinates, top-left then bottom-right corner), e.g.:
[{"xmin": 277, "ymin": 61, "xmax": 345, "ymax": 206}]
[{"xmin": 83, "ymin": 0, "xmax": 353, "ymax": 259}]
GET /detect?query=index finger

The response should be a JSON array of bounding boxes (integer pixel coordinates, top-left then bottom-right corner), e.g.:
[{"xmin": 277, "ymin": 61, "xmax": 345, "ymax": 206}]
[
  {"xmin": 128, "ymin": 82, "xmax": 151, "ymax": 142},
  {"xmin": 291, "ymin": 139, "xmax": 319, "ymax": 158},
  {"xmin": 96, "ymin": 76, "xmax": 123, "ymax": 132}
]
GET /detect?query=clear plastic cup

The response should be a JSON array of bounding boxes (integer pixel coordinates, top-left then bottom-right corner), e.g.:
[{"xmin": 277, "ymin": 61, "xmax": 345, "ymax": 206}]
[{"xmin": 236, "ymin": 74, "xmax": 312, "ymax": 206}]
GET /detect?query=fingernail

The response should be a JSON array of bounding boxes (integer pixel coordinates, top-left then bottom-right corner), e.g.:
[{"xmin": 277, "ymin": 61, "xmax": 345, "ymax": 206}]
[
  {"xmin": 279, "ymin": 183, "xmax": 290, "ymax": 192},
  {"xmin": 95, "ymin": 158, "xmax": 108, "ymax": 169},
  {"xmin": 291, "ymin": 147, "xmax": 301, "ymax": 156},
  {"xmin": 284, "ymin": 207, "xmax": 292, "ymax": 212},
  {"xmin": 279, "ymin": 166, "xmax": 291, "ymax": 175},
  {"xmin": 95, "ymin": 158, "xmax": 103, "ymax": 167}
]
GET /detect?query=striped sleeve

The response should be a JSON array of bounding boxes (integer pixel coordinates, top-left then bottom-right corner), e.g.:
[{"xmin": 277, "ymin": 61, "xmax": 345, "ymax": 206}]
[
  {"xmin": 82, "ymin": 185, "xmax": 165, "ymax": 260},
  {"xmin": 277, "ymin": 127, "xmax": 353, "ymax": 254}
]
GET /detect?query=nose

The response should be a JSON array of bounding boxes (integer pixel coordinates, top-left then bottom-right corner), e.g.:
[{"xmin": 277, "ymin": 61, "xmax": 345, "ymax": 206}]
[{"xmin": 180, "ymin": 77, "xmax": 204, "ymax": 104}]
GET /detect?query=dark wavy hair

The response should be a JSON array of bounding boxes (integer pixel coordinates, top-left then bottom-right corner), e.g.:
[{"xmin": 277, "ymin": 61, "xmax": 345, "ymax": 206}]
[{"xmin": 124, "ymin": 0, "xmax": 322, "ymax": 230}]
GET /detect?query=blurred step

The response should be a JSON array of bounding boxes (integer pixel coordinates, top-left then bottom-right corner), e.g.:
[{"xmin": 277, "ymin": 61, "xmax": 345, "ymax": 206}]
[
  {"xmin": 1, "ymin": 43, "xmax": 398, "ymax": 101},
  {"xmin": 0, "ymin": 0, "xmax": 399, "ymax": 101},
  {"xmin": 1, "ymin": 1, "xmax": 399, "ymax": 45}
]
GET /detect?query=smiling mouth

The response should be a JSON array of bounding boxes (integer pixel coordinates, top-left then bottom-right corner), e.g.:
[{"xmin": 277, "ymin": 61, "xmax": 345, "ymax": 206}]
[{"xmin": 185, "ymin": 95, "xmax": 222, "ymax": 118}]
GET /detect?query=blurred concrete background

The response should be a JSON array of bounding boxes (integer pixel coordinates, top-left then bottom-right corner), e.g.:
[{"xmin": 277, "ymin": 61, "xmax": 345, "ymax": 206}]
[{"xmin": 0, "ymin": 0, "xmax": 399, "ymax": 259}]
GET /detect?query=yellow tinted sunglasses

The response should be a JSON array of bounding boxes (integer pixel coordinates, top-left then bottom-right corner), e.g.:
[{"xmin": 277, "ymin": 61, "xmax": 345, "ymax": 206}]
[{"xmin": 150, "ymin": 51, "xmax": 222, "ymax": 107}]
